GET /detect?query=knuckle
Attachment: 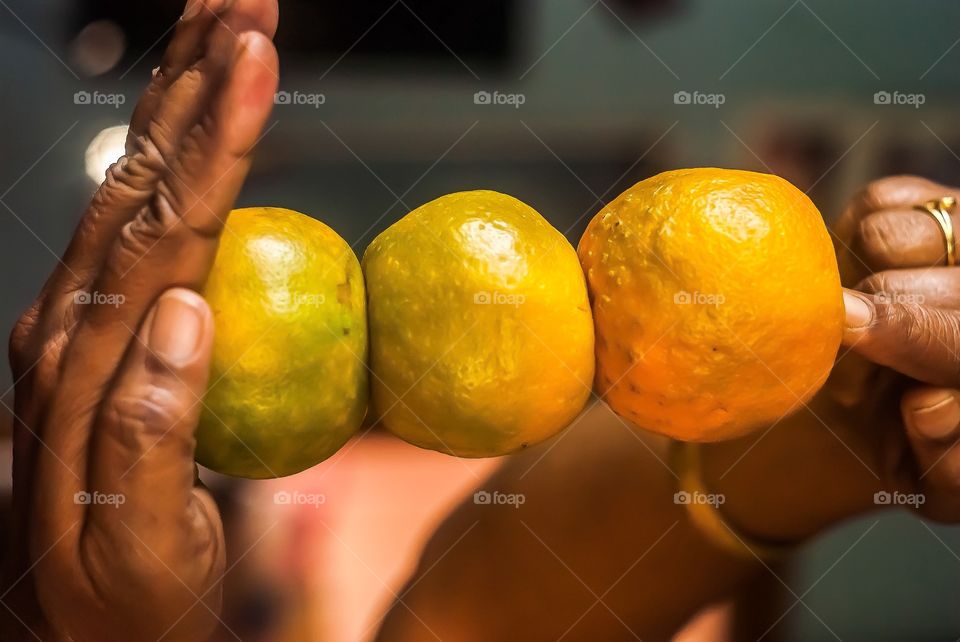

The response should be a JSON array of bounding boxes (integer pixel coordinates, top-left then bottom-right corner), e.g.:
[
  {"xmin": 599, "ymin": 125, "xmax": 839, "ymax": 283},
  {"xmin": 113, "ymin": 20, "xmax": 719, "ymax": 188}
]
[
  {"xmin": 900, "ymin": 306, "xmax": 932, "ymax": 346},
  {"xmin": 135, "ymin": 77, "xmax": 163, "ymax": 111},
  {"xmin": 886, "ymin": 305, "xmax": 960, "ymax": 380},
  {"xmin": 857, "ymin": 175, "xmax": 937, "ymax": 212},
  {"xmin": 145, "ymin": 117, "xmax": 179, "ymax": 161},
  {"xmin": 113, "ymin": 194, "xmax": 182, "ymax": 263},
  {"xmin": 103, "ymin": 386, "xmax": 194, "ymax": 457},
  {"xmin": 107, "ymin": 187, "xmax": 217, "ymax": 277},
  {"xmin": 127, "ymin": 132, "xmax": 168, "ymax": 171},
  {"xmin": 855, "ymin": 272, "xmax": 889, "ymax": 295},
  {"xmin": 32, "ymin": 333, "xmax": 69, "ymax": 388},
  {"xmin": 9, "ymin": 303, "xmax": 40, "ymax": 371},
  {"xmin": 156, "ymin": 169, "xmax": 223, "ymax": 239},
  {"xmin": 76, "ymin": 201, "xmax": 108, "ymax": 239},
  {"xmin": 111, "ymin": 216, "xmax": 157, "ymax": 270},
  {"xmin": 870, "ymin": 298, "xmax": 899, "ymax": 331},
  {"xmin": 939, "ymin": 312, "xmax": 960, "ymax": 383},
  {"xmin": 183, "ymin": 113, "xmax": 214, "ymax": 157},
  {"xmin": 857, "ymin": 177, "xmax": 899, "ymax": 207},
  {"xmin": 91, "ymin": 142, "xmax": 166, "ymax": 212},
  {"xmin": 175, "ymin": 66, "xmax": 205, "ymax": 97},
  {"xmin": 857, "ymin": 215, "xmax": 895, "ymax": 263},
  {"xmin": 864, "ymin": 302, "xmax": 917, "ymax": 355}
]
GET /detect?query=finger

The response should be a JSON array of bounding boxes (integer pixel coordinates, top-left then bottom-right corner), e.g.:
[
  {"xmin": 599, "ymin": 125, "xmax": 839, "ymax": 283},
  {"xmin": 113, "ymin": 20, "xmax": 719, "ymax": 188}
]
[
  {"xmin": 856, "ymin": 208, "xmax": 958, "ymax": 272},
  {"xmin": 86, "ymin": 289, "xmax": 217, "ymax": 546},
  {"xmin": 133, "ymin": 17, "xmax": 242, "ymax": 170},
  {"xmin": 126, "ymin": 0, "xmax": 279, "ymax": 152},
  {"xmin": 126, "ymin": 0, "xmax": 227, "ymax": 153},
  {"xmin": 901, "ymin": 386, "xmax": 960, "ymax": 519},
  {"xmin": 93, "ymin": 30, "xmax": 278, "ymax": 319},
  {"xmin": 80, "ymin": 296, "xmax": 223, "ymax": 640},
  {"xmin": 19, "ymin": 13, "xmax": 243, "ymax": 406},
  {"xmin": 836, "ymin": 175, "xmax": 956, "ymax": 236},
  {"xmin": 34, "ymin": 33, "xmax": 277, "ymax": 537},
  {"xmin": 826, "ymin": 350, "xmax": 878, "ymax": 409},
  {"xmin": 76, "ymin": 32, "xmax": 275, "ymax": 368},
  {"xmin": 34, "ymin": 0, "xmax": 279, "ymax": 307},
  {"xmin": 60, "ymin": 17, "xmax": 237, "ymax": 275},
  {"xmin": 856, "ymin": 268, "xmax": 960, "ymax": 309},
  {"xmin": 140, "ymin": 0, "xmax": 282, "ymax": 168},
  {"xmin": 842, "ymin": 288, "xmax": 960, "ymax": 386},
  {"xmin": 219, "ymin": 0, "xmax": 280, "ymax": 37},
  {"xmin": 834, "ymin": 176, "xmax": 958, "ymax": 284}
]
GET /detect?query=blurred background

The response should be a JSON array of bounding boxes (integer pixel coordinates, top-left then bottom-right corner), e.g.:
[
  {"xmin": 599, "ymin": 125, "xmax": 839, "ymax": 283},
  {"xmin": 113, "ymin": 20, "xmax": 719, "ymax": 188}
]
[{"xmin": 2, "ymin": 0, "xmax": 960, "ymax": 640}]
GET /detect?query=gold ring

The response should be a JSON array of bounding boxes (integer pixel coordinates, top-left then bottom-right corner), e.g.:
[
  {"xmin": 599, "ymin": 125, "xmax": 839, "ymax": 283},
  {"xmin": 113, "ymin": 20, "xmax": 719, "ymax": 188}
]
[{"xmin": 916, "ymin": 196, "xmax": 957, "ymax": 267}]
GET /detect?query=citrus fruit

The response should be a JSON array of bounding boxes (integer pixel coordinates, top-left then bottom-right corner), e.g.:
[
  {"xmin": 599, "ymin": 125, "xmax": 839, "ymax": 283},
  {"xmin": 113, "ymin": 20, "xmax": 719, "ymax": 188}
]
[
  {"xmin": 363, "ymin": 190, "xmax": 594, "ymax": 457},
  {"xmin": 196, "ymin": 207, "xmax": 368, "ymax": 478},
  {"xmin": 578, "ymin": 168, "xmax": 843, "ymax": 441}
]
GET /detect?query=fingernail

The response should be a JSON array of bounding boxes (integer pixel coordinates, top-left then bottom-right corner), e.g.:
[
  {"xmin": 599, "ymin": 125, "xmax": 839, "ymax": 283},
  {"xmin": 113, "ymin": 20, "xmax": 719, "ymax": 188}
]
[
  {"xmin": 149, "ymin": 290, "xmax": 206, "ymax": 367},
  {"xmin": 182, "ymin": 0, "xmax": 204, "ymax": 20},
  {"xmin": 843, "ymin": 290, "xmax": 874, "ymax": 330},
  {"xmin": 908, "ymin": 390, "xmax": 960, "ymax": 440}
]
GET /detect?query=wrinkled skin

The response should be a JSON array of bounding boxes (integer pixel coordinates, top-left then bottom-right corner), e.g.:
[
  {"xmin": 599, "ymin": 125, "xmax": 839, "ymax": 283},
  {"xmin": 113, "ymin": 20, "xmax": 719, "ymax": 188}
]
[
  {"xmin": 835, "ymin": 176, "xmax": 960, "ymax": 520},
  {"xmin": 2, "ymin": 0, "xmax": 279, "ymax": 639}
]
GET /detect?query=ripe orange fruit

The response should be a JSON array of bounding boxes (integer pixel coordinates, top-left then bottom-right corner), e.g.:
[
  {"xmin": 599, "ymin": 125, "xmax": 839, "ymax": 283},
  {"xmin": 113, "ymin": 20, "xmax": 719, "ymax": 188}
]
[
  {"xmin": 578, "ymin": 168, "xmax": 843, "ymax": 441},
  {"xmin": 363, "ymin": 190, "xmax": 595, "ymax": 457},
  {"xmin": 197, "ymin": 208, "xmax": 368, "ymax": 478}
]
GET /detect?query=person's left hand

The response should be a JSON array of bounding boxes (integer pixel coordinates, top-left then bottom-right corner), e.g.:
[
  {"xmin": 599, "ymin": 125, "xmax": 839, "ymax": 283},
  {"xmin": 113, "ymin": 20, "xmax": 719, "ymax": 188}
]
[
  {"xmin": 2, "ymin": 0, "xmax": 278, "ymax": 639},
  {"xmin": 833, "ymin": 175, "xmax": 960, "ymax": 521}
]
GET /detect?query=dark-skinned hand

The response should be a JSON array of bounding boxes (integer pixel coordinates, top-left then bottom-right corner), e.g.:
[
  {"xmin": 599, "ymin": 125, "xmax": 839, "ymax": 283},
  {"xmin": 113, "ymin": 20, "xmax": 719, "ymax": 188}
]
[{"xmin": 2, "ymin": 0, "xmax": 278, "ymax": 639}]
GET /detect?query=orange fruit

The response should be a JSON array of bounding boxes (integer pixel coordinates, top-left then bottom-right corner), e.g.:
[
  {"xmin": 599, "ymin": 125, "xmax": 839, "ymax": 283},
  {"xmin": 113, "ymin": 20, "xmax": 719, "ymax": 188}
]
[
  {"xmin": 578, "ymin": 168, "xmax": 843, "ymax": 441},
  {"xmin": 197, "ymin": 208, "xmax": 368, "ymax": 478},
  {"xmin": 363, "ymin": 190, "xmax": 594, "ymax": 457}
]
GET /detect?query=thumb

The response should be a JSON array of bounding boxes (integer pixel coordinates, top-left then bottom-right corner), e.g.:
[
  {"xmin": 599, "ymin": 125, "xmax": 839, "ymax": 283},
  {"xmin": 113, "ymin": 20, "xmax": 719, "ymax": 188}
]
[
  {"xmin": 901, "ymin": 386, "xmax": 960, "ymax": 520},
  {"xmin": 86, "ymin": 288, "xmax": 217, "ymax": 540},
  {"xmin": 842, "ymin": 288, "xmax": 960, "ymax": 387}
]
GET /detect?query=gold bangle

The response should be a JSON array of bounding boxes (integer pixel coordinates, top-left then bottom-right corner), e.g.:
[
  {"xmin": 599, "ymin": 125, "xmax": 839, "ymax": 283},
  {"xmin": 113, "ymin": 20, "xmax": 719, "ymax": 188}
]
[{"xmin": 669, "ymin": 441, "xmax": 794, "ymax": 562}]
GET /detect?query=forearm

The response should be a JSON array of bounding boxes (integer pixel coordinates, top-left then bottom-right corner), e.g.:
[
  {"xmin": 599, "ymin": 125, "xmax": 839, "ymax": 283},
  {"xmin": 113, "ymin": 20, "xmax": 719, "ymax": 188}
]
[
  {"xmin": 378, "ymin": 403, "xmax": 766, "ymax": 641},
  {"xmin": 702, "ymin": 393, "xmax": 884, "ymax": 543}
]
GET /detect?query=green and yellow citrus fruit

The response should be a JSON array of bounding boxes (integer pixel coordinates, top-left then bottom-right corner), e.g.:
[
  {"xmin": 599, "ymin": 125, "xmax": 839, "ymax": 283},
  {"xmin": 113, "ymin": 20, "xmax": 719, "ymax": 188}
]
[
  {"xmin": 196, "ymin": 207, "xmax": 368, "ymax": 478},
  {"xmin": 578, "ymin": 168, "xmax": 843, "ymax": 441},
  {"xmin": 363, "ymin": 190, "xmax": 595, "ymax": 457}
]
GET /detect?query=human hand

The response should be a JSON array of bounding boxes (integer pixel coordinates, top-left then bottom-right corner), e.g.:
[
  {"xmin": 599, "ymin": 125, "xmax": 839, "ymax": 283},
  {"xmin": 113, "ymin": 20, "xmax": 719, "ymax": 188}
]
[
  {"xmin": 2, "ymin": 0, "xmax": 278, "ymax": 639},
  {"xmin": 834, "ymin": 175, "xmax": 960, "ymax": 522}
]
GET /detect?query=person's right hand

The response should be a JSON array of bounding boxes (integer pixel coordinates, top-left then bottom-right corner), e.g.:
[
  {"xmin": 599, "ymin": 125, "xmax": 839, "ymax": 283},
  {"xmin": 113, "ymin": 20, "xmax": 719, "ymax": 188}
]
[{"xmin": 3, "ymin": 1, "xmax": 278, "ymax": 640}]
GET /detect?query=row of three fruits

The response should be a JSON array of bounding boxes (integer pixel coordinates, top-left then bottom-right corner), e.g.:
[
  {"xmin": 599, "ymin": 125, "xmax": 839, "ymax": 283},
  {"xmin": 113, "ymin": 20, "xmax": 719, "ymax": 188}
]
[{"xmin": 198, "ymin": 169, "xmax": 845, "ymax": 479}]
